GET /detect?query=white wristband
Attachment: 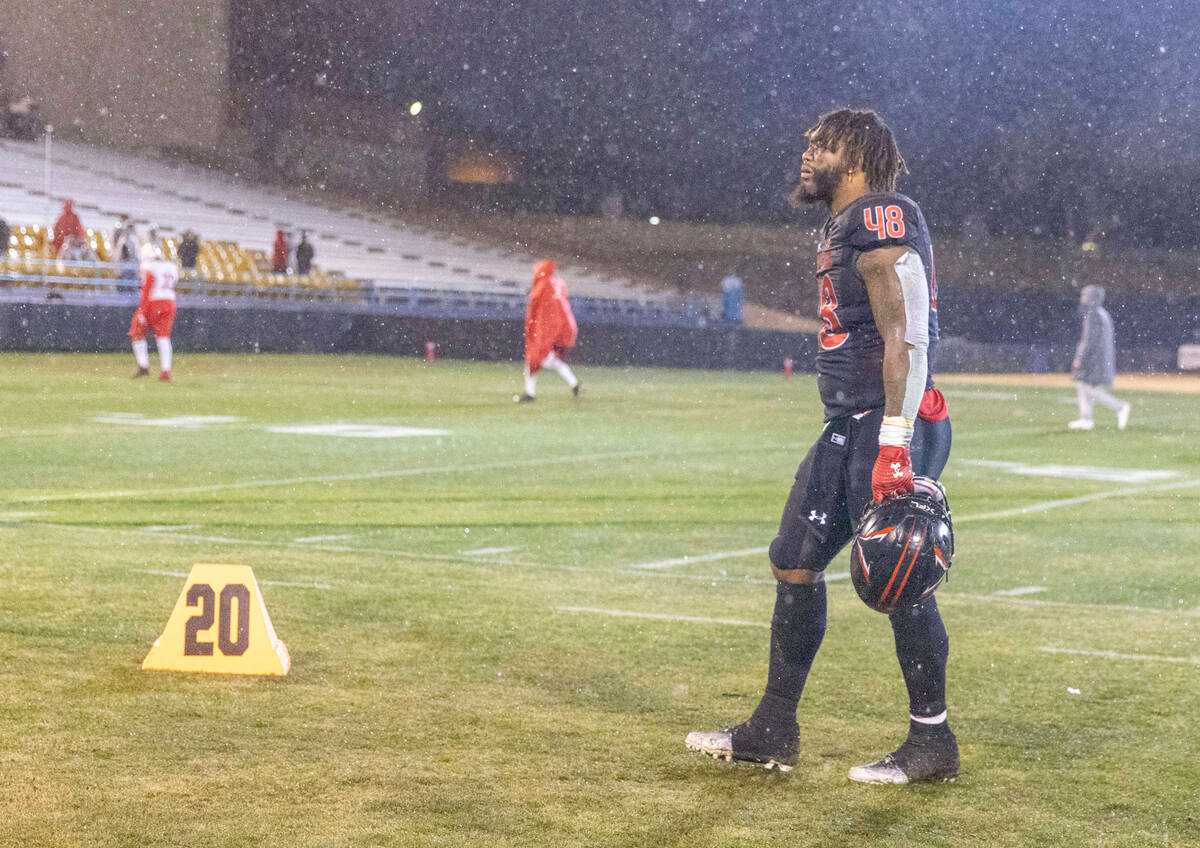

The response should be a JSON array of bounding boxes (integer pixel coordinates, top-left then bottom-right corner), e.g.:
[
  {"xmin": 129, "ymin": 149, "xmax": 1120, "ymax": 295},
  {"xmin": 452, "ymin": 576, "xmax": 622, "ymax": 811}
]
[{"xmin": 879, "ymin": 416, "xmax": 914, "ymax": 447}]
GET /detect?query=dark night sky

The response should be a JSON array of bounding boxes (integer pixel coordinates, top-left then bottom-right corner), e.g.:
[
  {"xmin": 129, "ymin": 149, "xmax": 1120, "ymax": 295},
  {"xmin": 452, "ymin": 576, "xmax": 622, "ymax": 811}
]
[{"xmin": 234, "ymin": 0, "xmax": 1200, "ymax": 242}]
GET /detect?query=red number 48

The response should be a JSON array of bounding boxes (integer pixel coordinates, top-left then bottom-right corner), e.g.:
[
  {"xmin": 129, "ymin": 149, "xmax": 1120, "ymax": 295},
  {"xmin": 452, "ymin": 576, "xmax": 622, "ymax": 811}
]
[{"xmin": 863, "ymin": 205, "xmax": 905, "ymax": 239}]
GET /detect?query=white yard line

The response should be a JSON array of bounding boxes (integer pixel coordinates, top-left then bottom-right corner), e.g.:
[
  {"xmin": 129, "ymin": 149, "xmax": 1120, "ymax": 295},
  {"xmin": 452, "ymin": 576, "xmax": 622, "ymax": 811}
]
[
  {"xmin": 460, "ymin": 546, "xmax": 520, "ymax": 556},
  {"xmin": 557, "ymin": 606, "xmax": 768, "ymax": 628},
  {"xmin": 994, "ymin": 586, "xmax": 1047, "ymax": 597},
  {"xmin": 134, "ymin": 569, "xmax": 332, "ymax": 589},
  {"xmin": 630, "ymin": 546, "xmax": 769, "ymax": 570},
  {"xmin": 939, "ymin": 590, "xmax": 1200, "ymax": 618},
  {"xmin": 1040, "ymin": 646, "xmax": 1200, "ymax": 665},
  {"xmin": 23, "ymin": 521, "xmax": 1200, "ymax": 619},
  {"xmin": 4, "ymin": 446, "xmax": 780, "ymax": 505},
  {"xmin": 294, "ymin": 534, "xmax": 356, "ymax": 543},
  {"xmin": 961, "ymin": 459, "xmax": 1180, "ymax": 484},
  {"xmin": 37, "ymin": 522, "xmax": 533, "ymax": 567},
  {"xmin": 956, "ymin": 477, "xmax": 1200, "ymax": 523}
]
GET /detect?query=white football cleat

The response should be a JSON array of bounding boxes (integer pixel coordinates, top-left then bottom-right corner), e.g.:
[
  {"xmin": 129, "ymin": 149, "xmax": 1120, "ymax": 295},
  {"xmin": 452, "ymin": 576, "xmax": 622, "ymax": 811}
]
[
  {"xmin": 685, "ymin": 731, "xmax": 734, "ymax": 762},
  {"xmin": 849, "ymin": 754, "xmax": 912, "ymax": 784},
  {"xmin": 1117, "ymin": 403, "xmax": 1131, "ymax": 430},
  {"xmin": 1067, "ymin": 418, "xmax": 1094, "ymax": 431},
  {"xmin": 850, "ymin": 725, "xmax": 959, "ymax": 785},
  {"xmin": 685, "ymin": 722, "xmax": 797, "ymax": 771}
]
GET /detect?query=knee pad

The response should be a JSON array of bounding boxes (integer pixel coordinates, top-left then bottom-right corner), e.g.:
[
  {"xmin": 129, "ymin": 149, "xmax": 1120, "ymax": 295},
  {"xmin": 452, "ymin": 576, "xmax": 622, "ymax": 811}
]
[{"xmin": 769, "ymin": 532, "xmax": 825, "ymax": 573}]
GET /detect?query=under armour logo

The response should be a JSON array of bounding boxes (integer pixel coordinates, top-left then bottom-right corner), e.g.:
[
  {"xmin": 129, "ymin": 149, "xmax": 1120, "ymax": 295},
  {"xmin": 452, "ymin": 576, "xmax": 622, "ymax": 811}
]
[
  {"xmin": 890, "ymin": 462, "xmax": 904, "ymax": 479},
  {"xmin": 809, "ymin": 510, "xmax": 827, "ymax": 525}
]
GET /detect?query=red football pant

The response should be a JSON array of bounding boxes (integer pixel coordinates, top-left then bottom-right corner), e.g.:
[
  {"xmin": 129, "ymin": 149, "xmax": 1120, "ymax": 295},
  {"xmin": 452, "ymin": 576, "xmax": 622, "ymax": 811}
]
[{"xmin": 129, "ymin": 300, "xmax": 176, "ymax": 340}]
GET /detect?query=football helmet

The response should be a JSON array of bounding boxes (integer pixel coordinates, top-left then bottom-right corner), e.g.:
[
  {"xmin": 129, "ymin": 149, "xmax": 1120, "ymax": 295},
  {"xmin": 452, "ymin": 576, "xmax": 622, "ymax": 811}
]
[{"xmin": 850, "ymin": 476, "xmax": 954, "ymax": 614}]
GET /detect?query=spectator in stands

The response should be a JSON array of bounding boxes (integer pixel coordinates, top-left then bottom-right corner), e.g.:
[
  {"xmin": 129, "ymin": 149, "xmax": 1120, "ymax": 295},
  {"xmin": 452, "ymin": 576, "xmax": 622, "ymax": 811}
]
[
  {"xmin": 52, "ymin": 199, "xmax": 86, "ymax": 256},
  {"xmin": 1068, "ymin": 284, "xmax": 1130, "ymax": 431},
  {"xmin": 178, "ymin": 229, "xmax": 200, "ymax": 270},
  {"xmin": 0, "ymin": 216, "xmax": 10, "ymax": 257},
  {"xmin": 58, "ymin": 234, "xmax": 97, "ymax": 262},
  {"xmin": 5, "ymin": 95, "xmax": 43, "ymax": 140},
  {"xmin": 295, "ymin": 231, "xmax": 314, "ymax": 275},
  {"xmin": 112, "ymin": 215, "xmax": 139, "ymax": 281},
  {"xmin": 514, "ymin": 259, "xmax": 581, "ymax": 402},
  {"xmin": 272, "ymin": 230, "xmax": 288, "ymax": 273}
]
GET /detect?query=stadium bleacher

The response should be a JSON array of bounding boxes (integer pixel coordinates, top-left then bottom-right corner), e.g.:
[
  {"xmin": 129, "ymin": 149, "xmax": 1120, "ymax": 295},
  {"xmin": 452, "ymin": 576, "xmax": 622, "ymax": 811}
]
[{"xmin": 0, "ymin": 134, "xmax": 667, "ymax": 302}]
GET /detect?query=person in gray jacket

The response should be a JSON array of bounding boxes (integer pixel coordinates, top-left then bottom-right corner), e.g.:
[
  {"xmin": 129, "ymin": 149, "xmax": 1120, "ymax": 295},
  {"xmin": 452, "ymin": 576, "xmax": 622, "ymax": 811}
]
[{"xmin": 1068, "ymin": 284, "xmax": 1130, "ymax": 430}]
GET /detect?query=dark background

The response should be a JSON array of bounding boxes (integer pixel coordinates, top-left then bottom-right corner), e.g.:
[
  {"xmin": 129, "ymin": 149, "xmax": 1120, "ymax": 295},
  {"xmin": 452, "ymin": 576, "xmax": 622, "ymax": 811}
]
[{"xmin": 229, "ymin": 0, "xmax": 1199, "ymax": 245}]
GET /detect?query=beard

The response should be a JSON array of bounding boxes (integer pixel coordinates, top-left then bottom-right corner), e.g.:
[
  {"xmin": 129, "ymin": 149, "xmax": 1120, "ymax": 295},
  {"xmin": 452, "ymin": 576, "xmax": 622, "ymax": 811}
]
[{"xmin": 789, "ymin": 166, "xmax": 840, "ymax": 207}]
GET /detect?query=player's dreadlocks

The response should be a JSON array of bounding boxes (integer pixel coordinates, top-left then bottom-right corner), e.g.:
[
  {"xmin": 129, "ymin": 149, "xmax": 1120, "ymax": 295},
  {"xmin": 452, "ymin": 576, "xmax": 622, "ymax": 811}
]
[{"xmin": 806, "ymin": 108, "xmax": 908, "ymax": 192}]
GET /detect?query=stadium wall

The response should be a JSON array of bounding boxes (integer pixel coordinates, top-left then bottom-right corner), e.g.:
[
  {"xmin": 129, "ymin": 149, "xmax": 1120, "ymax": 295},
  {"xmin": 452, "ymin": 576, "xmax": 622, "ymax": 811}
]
[
  {"xmin": 0, "ymin": 302, "xmax": 814, "ymax": 371},
  {"xmin": 0, "ymin": 0, "xmax": 229, "ymax": 151},
  {"xmin": 0, "ymin": 303, "xmax": 1180, "ymax": 373}
]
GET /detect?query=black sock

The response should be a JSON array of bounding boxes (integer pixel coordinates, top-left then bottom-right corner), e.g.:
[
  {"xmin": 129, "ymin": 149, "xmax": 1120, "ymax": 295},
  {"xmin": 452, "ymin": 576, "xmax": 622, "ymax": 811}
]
[
  {"xmin": 752, "ymin": 580, "xmax": 827, "ymax": 727},
  {"xmin": 889, "ymin": 596, "xmax": 949, "ymax": 720}
]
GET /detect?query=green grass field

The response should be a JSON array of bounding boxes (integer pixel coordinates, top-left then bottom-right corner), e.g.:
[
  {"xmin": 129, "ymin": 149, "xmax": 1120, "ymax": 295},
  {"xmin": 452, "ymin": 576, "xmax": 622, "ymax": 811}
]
[{"xmin": 1, "ymin": 353, "xmax": 1198, "ymax": 847}]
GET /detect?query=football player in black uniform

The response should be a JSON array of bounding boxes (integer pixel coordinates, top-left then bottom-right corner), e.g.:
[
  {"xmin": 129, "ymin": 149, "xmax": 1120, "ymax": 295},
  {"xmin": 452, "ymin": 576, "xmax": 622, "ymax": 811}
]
[{"xmin": 687, "ymin": 108, "xmax": 958, "ymax": 783}]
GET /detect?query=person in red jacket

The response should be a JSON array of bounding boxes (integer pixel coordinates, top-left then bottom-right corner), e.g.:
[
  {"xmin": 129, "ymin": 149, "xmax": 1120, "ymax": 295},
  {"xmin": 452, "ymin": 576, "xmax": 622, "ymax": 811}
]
[
  {"xmin": 52, "ymin": 199, "xmax": 86, "ymax": 256},
  {"xmin": 514, "ymin": 259, "xmax": 581, "ymax": 402},
  {"xmin": 272, "ymin": 230, "xmax": 289, "ymax": 273}
]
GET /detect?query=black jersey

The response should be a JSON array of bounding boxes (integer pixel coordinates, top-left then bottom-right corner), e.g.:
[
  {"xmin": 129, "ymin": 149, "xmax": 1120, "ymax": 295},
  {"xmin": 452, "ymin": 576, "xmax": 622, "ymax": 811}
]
[{"xmin": 813, "ymin": 191, "xmax": 940, "ymax": 419}]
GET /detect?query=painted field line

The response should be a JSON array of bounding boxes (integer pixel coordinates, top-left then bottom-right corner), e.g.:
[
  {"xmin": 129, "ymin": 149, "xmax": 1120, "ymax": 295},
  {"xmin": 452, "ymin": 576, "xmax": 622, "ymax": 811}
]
[
  {"xmin": 631, "ymin": 546, "xmax": 769, "ymax": 570},
  {"xmin": 939, "ymin": 590, "xmax": 1200, "ymax": 619},
  {"xmin": 39, "ymin": 523, "xmax": 533, "ymax": 568},
  {"xmin": 5, "ymin": 444, "xmax": 798, "ymax": 506},
  {"xmin": 956, "ymin": 477, "xmax": 1200, "ymax": 523},
  {"xmin": 962, "ymin": 459, "xmax": 1180, "ymax": 484},
  {"xmin": 994, "ymin": 586, "xmax": 1047, "ymax": 597},
  {"xmin": 461, "ymin": 546, "xmax": 519, "ymax": 556},
  {"xmin": 142, "ymin": 524, "xmax": 200, "ymax": 532},
  {"xmin": 134, "ymin": 568, "xmax": 331, "ymax": 590},
  {"xmin": 294, "ymin": 534, "xmax": 355, "ymax": 543},
  {"xmin": 1040, "ymin": 646, "xmax": 1200, "ymax": 666},
  {"xmin": 30, "ymin": 520, "xmax": 1200, "ymax": 619},
  {"xmin": 557, "ymin": 606, "xmax": 767, "ymax": 629}
]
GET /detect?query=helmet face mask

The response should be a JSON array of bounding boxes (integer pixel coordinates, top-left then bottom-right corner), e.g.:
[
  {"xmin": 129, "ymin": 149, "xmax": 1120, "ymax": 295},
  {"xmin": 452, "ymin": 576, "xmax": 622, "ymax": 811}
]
[{"xmin": 850, "ymin": 476, "xmax": 954, "ymax": 614}]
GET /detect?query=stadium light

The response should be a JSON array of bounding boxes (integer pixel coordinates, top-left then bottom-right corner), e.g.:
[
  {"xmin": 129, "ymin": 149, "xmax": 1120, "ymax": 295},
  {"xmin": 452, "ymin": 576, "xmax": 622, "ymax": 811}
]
[{"xmin": 409, "ymin": 101, "xmax": 423, "ymax": 116}]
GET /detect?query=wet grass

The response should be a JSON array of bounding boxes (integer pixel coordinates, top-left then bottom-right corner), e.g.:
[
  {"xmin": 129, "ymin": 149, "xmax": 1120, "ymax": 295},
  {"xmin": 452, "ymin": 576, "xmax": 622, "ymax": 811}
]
[{"xmin": 0, "ymin": 353, "xmax": 1197, "ymax": 847}]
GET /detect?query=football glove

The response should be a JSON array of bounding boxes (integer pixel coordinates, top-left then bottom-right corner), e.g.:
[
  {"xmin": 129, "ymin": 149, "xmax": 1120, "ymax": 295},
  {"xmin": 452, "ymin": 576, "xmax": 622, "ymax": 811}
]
[{"xmin": 873, "ymin": 416, "xmax": 914, "ymax": 502}]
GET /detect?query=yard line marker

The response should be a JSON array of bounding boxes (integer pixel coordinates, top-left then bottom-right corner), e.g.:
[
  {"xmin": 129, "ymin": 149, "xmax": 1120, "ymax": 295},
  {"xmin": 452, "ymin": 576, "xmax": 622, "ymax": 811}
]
[
  {"xmin": 956, "ymin": 477, "xmax": 1200, "ymax": 523},
  {"xmin": 557, "ymin": 606, "xmax": 768, "ymax": 628},
  {"xmin": 461, "ymin": 546, "xmax": 519, "ymax": 556},
  {"xmin": 134, "ymin": 568, "xmax": 331, "ymax": 589},
  {"xmin": 39, "ymin": 523, "xmax": 532, "ymax": 567},
  {"xmin": 994, "ymin": 586, "xmax": 1047, "ymax": 596},
  {"xmin": 1040, "ymin": 646, "xmax": 1200, "ymax": 666},
  {"xmin": 294, "ymin": 534, "xmax": 355, "ymax": 543},
  {"xmin": 142, "ymin": 524, "xmax": 199, "ymax": 532},
  {"xmin": 6, "ymin": 446, "xmax": 761, "ymax": 505},
  {"xmin": 631, "ymin": 546, "xmax": 769, "ymax": 570},
  {"xmin": 939, "ymin": 591, "xmax": 1200, "ymax": 618},
  {"xmin": 27, "ymin": 521, "xmax": 1200, "ymax": 618},
  {"xmin": 962, "ymin": 459, "xmax": 1180, "ymax": 484}
]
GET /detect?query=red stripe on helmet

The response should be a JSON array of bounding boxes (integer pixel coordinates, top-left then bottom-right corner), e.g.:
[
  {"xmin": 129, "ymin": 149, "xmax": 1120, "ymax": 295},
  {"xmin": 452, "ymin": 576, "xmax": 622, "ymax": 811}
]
[
  {"xmin": 888, "ymin": 541, "xmax": 922, "ymax": 607},
  {"xmin": 879, "ymin": 526, "xmax": 915, "ymax": 606}
]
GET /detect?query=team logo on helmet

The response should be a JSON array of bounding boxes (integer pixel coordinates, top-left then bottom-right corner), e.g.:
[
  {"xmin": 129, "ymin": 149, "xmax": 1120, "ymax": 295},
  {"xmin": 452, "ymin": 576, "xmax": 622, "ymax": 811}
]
[{"xmin": 850, "ymin": 477, "xmax": 955, "ymax": 614}]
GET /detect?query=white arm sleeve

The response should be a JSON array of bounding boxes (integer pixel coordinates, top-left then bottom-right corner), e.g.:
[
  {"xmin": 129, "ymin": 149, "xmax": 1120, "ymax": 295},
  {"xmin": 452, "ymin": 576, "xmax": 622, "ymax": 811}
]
[{"xmin": 894, "ymin": 251, "xmax": 929, "ymax": 422}]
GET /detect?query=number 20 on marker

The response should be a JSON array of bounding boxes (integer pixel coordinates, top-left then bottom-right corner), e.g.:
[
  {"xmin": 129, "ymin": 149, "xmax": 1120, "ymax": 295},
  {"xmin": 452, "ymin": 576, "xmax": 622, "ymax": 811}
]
[{"xmin": 143, "ymin": 563, "xmax": 291, "ymax": 675}]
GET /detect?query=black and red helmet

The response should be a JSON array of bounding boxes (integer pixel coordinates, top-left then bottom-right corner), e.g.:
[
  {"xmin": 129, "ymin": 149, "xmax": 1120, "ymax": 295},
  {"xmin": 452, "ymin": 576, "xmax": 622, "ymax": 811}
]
[{"xmin": 850, "ymin": 477, "xmax": 955, "ymax": 614}]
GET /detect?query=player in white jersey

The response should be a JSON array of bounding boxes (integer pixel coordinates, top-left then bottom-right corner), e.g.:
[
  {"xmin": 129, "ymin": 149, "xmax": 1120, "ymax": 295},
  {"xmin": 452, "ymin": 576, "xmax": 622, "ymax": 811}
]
[{"xmin": 130, "ymin": 243, "xmax": 180, "ymax": 381}]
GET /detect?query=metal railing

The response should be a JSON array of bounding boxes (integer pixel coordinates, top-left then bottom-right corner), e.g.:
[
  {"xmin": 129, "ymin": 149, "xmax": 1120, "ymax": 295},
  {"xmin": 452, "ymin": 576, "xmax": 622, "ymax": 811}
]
[{"xmin": 0, "ymin": 258, "xmax": 717, "ymax": 327}]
